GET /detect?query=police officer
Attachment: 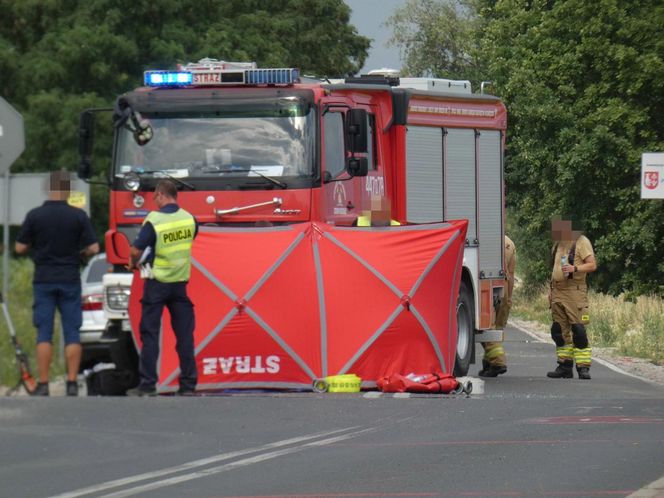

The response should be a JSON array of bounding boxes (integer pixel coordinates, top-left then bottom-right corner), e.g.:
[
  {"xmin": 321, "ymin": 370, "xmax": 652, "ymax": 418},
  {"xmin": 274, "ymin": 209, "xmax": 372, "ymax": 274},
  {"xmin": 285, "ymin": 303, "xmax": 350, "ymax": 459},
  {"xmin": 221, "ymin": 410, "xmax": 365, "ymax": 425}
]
[
  {"xmin": 126, "ymin": 180, "xmax": 197, "ymax": 396},
  {"xmin": 479, "ymin": 235, "xmax": 516, "ymax": 377},
  {"xmin": 547, "ymin": 218, "xmax": 596, "ymax": 380}
]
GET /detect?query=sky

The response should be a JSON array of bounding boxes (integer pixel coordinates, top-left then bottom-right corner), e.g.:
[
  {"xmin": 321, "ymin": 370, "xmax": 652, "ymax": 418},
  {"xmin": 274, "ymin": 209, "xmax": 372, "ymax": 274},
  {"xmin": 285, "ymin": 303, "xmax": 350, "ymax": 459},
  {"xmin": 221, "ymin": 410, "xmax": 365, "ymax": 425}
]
[{"xmin": 344, "ymin": 0, "xmax": 408, "ymax": 73}]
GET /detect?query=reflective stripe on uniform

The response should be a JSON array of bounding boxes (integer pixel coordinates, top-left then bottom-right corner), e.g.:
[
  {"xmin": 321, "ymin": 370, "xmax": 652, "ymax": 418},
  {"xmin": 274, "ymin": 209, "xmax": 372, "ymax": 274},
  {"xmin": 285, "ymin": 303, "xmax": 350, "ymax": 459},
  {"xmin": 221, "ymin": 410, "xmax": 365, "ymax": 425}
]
[
  {"xmin": 482, "ymin": 342, "xmax": 506, "ymax": 367},
  {"xmin": 574, "ymin": 347, "xmax": 592, "ymax": 367},
  {"xmin": 556, "ymin": 345, "xmax": 574, "ymax": 361}
]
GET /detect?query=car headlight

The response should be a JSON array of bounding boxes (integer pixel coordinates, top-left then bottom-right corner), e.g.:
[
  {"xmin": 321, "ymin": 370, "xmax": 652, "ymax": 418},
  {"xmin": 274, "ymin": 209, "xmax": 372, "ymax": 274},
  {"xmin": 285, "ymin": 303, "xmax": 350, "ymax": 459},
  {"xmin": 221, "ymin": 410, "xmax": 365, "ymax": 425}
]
[{"xmin": 105, "ymin": 286, "xmax": 131, "ymax": 311}]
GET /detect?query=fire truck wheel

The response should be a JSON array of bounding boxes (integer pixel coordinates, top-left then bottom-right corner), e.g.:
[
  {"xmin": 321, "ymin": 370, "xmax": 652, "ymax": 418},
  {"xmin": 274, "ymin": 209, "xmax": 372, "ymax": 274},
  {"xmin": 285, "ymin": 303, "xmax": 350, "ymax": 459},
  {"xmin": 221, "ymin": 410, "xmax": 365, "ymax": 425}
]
[{"xmin": 453, "ymin": 280, "xmax": 474, "ymax": 377}]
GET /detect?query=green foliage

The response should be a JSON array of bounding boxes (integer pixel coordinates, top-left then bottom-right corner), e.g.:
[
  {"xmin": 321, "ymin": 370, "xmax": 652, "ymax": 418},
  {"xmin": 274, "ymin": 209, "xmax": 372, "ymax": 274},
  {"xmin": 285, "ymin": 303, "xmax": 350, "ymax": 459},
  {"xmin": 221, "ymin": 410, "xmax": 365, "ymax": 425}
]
[
  {"xmin": 386, "ymin": 0, "xmax": 485, "ymax": 84},
  {"xmin": 390, "ymin": 0, "xmax": 664, "ymax": 296},
  {"xmin": 480, "ymin": 0, "xmax": 664, "ymax": 295},
  {"xmin": 1, "ymin": 0, "xmax": 369, "ymax": 244},
  {"xmin": 0, "ymin": 258, "xmax": 65, "ymax": 388},
  {"xmin": 512, "ymin": 286, "xmax": 664, "ymax": 365}
]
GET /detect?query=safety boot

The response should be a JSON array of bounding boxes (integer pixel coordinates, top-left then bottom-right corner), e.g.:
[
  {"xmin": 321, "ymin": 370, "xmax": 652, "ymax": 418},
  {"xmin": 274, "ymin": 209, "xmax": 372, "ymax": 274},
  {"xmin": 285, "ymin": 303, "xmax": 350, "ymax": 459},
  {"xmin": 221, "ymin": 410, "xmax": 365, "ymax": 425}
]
[
  {"xmin": 479, "ymin": 363, "xmax": 507, "ymax": 377},
  {"xmin": 31, "ymin": 382, "xmax": 49, "ymax": 396},
  {"xmin": 577, "ymin": 367, "xmax": 591, "ymax": 380},
  {"xmin": 478, "ymin": 359, "xmax": 491, "ymax": 376},
  {"xmin": 66, "ymin": 381, "xmax": 79, "ymax": 396},
  {"xmin": 547, "ymin": 360, "xmax": 573, "ymax": 379}
]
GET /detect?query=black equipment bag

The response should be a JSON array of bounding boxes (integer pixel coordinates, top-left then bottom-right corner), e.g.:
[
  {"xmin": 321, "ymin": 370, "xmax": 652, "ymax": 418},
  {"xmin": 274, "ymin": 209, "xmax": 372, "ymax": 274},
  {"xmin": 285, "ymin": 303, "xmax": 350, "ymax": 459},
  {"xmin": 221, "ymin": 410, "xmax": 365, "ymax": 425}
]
[{"xmin": 86, "ymin": 369, "xmax": 136, "ymax": 396}]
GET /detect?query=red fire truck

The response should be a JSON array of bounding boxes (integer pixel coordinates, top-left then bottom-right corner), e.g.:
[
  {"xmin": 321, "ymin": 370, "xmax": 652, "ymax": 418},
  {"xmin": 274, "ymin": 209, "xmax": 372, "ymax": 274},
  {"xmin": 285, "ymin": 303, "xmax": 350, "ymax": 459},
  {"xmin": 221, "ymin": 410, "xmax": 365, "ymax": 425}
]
[{"xmin": 78, "ymin": 59, "xmax": 507, "ymax": 393}]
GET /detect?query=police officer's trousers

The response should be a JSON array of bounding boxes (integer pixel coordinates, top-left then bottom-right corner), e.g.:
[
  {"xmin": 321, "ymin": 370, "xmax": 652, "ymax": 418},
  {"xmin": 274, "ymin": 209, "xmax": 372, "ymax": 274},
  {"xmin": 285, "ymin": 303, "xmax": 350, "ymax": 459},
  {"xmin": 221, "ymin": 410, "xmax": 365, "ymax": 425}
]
[{"xmin": 139, "ymin": 279, "xmax": 197, "ymax": 391}]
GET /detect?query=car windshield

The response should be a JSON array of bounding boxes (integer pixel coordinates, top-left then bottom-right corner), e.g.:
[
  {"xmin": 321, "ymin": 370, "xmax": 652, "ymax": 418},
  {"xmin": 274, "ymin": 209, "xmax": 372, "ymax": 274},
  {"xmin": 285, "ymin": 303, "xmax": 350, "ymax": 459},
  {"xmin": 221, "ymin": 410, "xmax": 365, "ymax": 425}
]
[
  {"xmin": 86, "ymin": 256, "xmax": 109, "ymax": 284},
  {"xmin": 114, "ymin": 98, "xmax": 315, "ymax": 182}
]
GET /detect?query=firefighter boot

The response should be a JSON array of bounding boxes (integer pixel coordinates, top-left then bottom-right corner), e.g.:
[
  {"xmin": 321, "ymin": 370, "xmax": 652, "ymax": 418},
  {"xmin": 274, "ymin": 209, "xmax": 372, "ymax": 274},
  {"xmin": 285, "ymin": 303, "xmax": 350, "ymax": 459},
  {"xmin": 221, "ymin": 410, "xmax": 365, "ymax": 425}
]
[
  {"xmin": 577, "ymin": 367, "xmax": 591, "ymax": 380},
  {"xmin": 547, "ymin": 360, "xmax": 573, "ymax": 379},
  {"xmin": 478, "ymin": 359, "xmax": 491, "ymax": 376},
  {"xmin": 479, "ymin": 363, "xmax": 507, "ymax": 377}
]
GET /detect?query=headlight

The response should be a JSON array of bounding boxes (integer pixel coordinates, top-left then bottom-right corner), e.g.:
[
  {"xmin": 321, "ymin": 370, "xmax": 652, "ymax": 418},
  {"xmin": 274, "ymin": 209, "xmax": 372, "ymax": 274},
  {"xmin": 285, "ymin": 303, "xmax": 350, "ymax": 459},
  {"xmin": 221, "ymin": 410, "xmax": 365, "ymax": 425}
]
[
  {"xmin": 105, "ymin": 286, "xmax": 131, "ymax": 311},
  {"xmin": 123, "ymin": 172, "xmax": 141, "ymax": 192}
]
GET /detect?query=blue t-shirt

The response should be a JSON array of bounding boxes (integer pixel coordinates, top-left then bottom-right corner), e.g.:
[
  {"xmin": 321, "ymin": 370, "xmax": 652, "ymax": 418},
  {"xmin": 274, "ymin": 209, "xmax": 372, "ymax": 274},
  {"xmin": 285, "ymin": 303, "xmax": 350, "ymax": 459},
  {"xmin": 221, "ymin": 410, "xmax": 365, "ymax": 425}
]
[{"xmin": 16, "ymin": 200, "xmax": 98, "ymax": 283}]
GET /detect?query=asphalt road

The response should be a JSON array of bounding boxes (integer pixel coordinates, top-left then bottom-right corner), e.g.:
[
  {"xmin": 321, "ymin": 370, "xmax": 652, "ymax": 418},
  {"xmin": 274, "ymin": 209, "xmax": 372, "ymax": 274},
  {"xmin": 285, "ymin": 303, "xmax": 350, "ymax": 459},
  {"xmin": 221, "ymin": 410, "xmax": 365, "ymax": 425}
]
[{"xmin": 1, "ymin": 325, "xmax": 663, "ymax": 498}]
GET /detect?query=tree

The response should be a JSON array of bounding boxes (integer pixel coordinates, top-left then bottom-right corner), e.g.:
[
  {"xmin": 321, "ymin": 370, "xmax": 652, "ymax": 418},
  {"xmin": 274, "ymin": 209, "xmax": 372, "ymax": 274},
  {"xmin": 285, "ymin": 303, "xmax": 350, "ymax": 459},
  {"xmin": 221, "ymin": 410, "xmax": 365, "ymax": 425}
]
[
  {"xmin": 479, "ymin": 0, "xmax": 664, "ymax": 296},
  {"xmin": 388, "ymin": 0, "xmax": 664, "ymax": 296},
  {"xmin": 1, "ymin": 0, "xmax": 370, "ymax": 239},
  {"xmin": 386, "ymin": 0, "xmax": 484, "ymax": 84}
]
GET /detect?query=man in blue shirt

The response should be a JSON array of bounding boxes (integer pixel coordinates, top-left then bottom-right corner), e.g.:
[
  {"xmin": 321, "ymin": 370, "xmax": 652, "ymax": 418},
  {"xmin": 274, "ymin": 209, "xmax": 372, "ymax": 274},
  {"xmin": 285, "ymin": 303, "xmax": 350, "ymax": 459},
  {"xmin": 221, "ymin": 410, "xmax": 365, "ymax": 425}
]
[{"xmin": 15, "ymin": 170, "xmax": 99, "ymax": 396}]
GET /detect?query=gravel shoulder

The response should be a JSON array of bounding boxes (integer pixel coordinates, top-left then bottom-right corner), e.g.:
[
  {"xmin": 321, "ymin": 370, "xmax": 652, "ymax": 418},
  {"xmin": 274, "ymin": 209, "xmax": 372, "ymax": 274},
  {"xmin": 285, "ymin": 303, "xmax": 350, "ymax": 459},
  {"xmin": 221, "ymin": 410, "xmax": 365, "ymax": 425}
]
[{"xmin": 511, "ymin": 318, "xmax": 664, "ymax": 387}]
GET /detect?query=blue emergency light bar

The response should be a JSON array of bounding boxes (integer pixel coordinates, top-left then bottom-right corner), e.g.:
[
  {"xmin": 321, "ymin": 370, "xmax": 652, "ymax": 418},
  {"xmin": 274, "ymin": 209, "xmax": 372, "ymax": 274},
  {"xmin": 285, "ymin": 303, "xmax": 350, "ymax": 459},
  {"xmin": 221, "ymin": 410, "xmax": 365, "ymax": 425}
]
[
  {"xmin": 144, "ymin": 67, "xmax": 299, "ymax": 87},
  {"xmin": 144, "ymin": 71, "xmax": 193, "ymax": 87},
  {"xmin": 246, "ymin": 68, "xmax": 299, "ymax": 85}
]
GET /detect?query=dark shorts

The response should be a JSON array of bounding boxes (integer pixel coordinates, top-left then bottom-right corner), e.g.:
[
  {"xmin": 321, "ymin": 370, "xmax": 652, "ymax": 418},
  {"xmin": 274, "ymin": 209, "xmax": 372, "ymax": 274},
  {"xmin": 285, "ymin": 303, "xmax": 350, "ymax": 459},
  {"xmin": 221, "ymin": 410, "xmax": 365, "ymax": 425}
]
[{"xmin": 33, "ymin": 282, "xmax": 82, "ymax": 345}]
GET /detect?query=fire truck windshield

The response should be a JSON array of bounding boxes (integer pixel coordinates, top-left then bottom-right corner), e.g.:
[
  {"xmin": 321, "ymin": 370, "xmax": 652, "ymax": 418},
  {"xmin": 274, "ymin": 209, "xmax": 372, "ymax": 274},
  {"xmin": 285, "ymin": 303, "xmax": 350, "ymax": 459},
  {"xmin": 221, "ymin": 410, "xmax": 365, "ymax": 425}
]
[{"xmin": 114, "ymin": 101, "xmax": 315, "ymax": 189}]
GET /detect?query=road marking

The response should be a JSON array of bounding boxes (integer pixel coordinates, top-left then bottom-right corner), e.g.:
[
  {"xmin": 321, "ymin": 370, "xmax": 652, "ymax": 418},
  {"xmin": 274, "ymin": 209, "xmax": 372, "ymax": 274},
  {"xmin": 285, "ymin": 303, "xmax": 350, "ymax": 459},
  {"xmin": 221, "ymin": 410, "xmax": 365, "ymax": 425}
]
[
  {"xmin": 47, "ymin": 427, "xmax": 367, "ymax": 498},
  {"xmin": 528, "ymin": 416, "xmax": 664, "ymax": 424},
  {"xmin": 96, "ymin": 427, "xmax": 377, "ymax": 498}
]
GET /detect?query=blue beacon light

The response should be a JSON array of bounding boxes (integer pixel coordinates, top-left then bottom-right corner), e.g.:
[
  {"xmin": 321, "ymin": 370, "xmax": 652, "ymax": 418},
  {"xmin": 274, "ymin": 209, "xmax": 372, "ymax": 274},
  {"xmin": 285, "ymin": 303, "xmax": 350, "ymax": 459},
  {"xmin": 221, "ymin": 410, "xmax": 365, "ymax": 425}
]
[{"xmin": 144, "ymin": 71, "xmax": 193, "ymax": 87}]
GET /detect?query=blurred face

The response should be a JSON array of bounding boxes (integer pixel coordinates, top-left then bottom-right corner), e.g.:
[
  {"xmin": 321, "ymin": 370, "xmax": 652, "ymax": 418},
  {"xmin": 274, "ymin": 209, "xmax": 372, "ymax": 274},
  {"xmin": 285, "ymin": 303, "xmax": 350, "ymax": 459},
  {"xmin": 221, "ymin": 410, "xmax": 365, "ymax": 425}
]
[
  {"xmin": 370, "ymin": 196, "xmax": 391, "ymax": 224},
  {"xmin": 551, "ymin": 219, "xmax": 573, "ymax": 241},
  {"xmin": 47, "ymin": 171, "xmax": 71, "ymax": 200}
]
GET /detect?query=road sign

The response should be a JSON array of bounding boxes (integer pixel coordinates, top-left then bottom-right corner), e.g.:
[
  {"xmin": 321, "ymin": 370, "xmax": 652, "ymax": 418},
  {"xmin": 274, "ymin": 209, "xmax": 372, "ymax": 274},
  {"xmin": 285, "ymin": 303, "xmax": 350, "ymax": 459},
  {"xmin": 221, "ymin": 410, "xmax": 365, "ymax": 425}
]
[
  {"xmin": 0, "ymin": 173, "xmax": 91, "ymax": 223},
  {"xmin": 641, "ymin": 152, "xmax": 664, "ymax": 199},
  {"xmin": 0, "ymin": 97, "xmax": 25, "ymax": 173}
]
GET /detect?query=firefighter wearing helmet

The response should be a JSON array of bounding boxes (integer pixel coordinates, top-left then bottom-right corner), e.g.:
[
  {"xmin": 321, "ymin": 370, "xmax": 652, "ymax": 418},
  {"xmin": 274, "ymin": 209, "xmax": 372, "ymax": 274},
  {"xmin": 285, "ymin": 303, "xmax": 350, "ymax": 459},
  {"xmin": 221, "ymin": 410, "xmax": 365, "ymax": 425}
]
[
  {"xmin": 479, "ymin": 235, "xmax": 516, "ymax": 377},
  {"xmin": 547, "ymin": 218, "xmax": 597, "ymax": 380}
]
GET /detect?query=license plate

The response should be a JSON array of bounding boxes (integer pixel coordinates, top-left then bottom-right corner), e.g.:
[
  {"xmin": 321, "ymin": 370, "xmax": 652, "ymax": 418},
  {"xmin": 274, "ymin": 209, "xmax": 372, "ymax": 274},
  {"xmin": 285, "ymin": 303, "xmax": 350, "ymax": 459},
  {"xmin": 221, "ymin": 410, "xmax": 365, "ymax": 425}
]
[{"xmin": 121, "ymin": 319, "xmax": 132, "ymax": 332}]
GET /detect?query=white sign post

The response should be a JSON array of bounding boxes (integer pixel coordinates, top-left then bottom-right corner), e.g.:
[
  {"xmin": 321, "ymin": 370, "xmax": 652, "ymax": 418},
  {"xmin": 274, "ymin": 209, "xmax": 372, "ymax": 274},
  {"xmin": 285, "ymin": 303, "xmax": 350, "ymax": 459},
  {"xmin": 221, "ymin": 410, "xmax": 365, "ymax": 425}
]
[{"xmin": 641, "ymin": 152, "xmax": 664, "ymax": 199}]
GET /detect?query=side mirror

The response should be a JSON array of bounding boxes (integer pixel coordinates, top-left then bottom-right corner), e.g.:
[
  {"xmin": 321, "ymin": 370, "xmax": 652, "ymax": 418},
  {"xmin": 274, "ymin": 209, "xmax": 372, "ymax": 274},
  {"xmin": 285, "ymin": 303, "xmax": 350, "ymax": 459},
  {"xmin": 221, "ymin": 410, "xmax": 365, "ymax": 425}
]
[
  {"xmin": 347, "ymin": 157, "xmax": 368, "ymax": 177},
  {"xmin": 347, "ymin": 109, "xmax": 368, "ymax": 153},
  {"xmin": 78, "ymin": 111, "xmax": 94, "ymax": 179},
  {"xmin": 113, "ymin": 97, "xmax": 152, "ymax": 146},
  {"xmin": 112, "ymin": 232, "xmax": 131, "ymax": 261}
]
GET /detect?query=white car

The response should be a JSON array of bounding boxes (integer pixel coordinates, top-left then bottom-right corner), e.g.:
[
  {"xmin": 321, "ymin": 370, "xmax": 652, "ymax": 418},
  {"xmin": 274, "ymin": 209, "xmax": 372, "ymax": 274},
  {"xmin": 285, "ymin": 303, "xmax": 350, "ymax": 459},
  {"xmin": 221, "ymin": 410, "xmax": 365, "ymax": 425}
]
[{"xmin": 80, "ymin": 253, "xmax": 110, "ymax": 348}]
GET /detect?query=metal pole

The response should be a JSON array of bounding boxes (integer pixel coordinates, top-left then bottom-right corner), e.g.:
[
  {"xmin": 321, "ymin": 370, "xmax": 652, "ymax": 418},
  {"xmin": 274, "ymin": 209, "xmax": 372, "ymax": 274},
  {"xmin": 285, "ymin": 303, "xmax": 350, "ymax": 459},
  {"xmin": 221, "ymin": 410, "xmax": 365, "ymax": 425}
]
[{"xmin": 2, "ymin": 169, "xmax": 9, "ymax": 302}]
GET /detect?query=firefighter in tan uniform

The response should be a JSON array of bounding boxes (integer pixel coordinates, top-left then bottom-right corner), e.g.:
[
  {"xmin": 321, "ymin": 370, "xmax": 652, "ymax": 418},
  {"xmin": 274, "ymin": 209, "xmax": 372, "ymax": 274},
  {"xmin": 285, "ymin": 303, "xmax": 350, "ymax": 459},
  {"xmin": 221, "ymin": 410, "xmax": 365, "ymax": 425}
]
[
  {"xmin": 479, "ymin": 235, "xmax": 516, "ymax": 377},
  {"xmin": 547, "ymin": 219, "xmax": 597, "ymax": 380}
]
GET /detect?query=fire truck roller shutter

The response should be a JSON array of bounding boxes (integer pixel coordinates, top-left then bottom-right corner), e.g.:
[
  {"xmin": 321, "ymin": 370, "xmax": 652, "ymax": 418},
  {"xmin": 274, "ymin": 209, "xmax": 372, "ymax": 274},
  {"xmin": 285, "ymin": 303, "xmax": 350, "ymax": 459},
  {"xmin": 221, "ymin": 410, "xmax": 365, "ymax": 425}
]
[
  {"xmin": 477, "ymin": 130, "xmax": 503, "ymax": 278},
  {"xmin": 405, "ymin": 126, "xmax": 443, "ymax": 223},
  {"xmin": 444, "ymin": 128, "xmax": 476, "ymax": 243}
]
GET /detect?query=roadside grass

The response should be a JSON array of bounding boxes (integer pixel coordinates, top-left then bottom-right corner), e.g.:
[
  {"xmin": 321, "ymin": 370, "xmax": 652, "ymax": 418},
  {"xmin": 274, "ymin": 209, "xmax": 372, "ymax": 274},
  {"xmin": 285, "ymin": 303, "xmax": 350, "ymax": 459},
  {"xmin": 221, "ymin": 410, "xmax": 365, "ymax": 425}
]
[
  {"xmin": 0, "ymin": 257, "xmax": 65, "ymax": 388},
  {"xmin": 512, "ymin": 284, "xmax": 664, "ymax": 366}
]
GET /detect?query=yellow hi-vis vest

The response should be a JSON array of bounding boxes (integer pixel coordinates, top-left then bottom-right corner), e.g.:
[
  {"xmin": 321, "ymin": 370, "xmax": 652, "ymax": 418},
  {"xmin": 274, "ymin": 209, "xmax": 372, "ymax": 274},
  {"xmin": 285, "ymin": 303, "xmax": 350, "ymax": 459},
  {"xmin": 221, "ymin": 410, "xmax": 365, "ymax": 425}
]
[
  {"xmin": 356, "ymin": 215, "xmax": 401, "ymax": 226},
  {"xmin": 144, "ymin": 208, "xmax": 196, "ymax": 282}
]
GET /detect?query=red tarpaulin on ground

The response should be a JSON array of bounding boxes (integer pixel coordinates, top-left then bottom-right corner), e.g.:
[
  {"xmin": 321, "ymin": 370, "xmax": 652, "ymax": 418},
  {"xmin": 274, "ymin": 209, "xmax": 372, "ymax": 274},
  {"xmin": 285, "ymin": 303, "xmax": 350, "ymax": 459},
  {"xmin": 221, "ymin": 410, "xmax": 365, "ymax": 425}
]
[{"xmin": 128, "ymin": 221, "xmax": 467, "ymax": 392}]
